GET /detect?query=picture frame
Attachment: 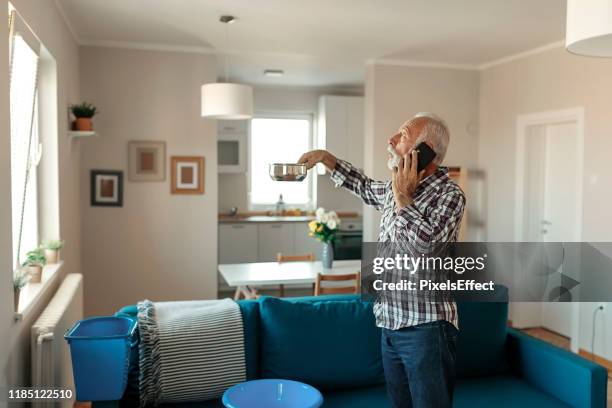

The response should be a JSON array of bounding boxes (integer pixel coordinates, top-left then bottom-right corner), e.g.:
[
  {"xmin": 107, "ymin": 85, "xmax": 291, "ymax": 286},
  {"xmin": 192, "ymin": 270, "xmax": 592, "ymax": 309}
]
[
  {"xmin": 128, "ymin": 141, "xmax": 166, "ymax": 182},
  {"xmin": 170, "ymin": 156, "xmax": 205, "ymax": 195},
  {"xmin": 91, "ymin": 170, "xmax": 123, "ymax": 206}
]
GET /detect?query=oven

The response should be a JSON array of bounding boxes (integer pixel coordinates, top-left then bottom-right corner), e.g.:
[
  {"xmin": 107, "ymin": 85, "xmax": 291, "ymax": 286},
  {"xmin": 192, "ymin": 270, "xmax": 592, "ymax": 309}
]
[{"xmin": 334, "ymin": 220, "xmax": 363, "ymax": 260}]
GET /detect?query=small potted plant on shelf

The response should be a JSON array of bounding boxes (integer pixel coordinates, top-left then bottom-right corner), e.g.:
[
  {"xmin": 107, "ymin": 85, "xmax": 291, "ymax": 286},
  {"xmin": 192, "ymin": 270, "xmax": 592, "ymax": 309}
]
[
  {"xmin": 13, "ymin": 268, "xmax": 29, "ymax": 311},
  {"xmin": 308, "ymin": 207, "xmax": 340, "ymax": 269},
  {"xmin": 70, "ymin": 102, "xmax": 98, "ymax": 131},
  {"xmin": 43, "ymin": 239, "xmax": 64, "ymax": 264},
  {"xmin": 22, "ymin": 247, "xmax": 46, "ymax": 283}
]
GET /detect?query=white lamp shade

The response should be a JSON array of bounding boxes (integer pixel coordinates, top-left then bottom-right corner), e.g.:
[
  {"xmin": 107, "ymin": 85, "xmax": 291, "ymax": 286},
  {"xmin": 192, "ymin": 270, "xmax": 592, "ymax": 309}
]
[
  {"xmin": 566, "ymin": 0, "xmax": 612, "ymax": 56},
  {"xmin": 201, "ymin": 83, "xmax": 253, "ymax": 119}
]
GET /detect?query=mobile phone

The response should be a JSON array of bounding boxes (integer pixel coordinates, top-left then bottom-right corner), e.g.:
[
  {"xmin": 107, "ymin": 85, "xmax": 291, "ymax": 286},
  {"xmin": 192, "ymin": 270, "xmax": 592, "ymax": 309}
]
[{"xmin": 415, "ymin": 142, "xmax": 436, "ymax": 172}]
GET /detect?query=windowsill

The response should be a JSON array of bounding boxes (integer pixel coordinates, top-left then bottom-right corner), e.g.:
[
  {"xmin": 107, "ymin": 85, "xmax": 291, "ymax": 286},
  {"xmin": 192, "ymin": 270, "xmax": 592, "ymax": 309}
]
[
  {"xmin": 249, "ymin": 204, "xmax": 314, "ymax": 212},
  {"xmin": 14, "ymin": 261, "xmax": 64, "ymax": 321}
]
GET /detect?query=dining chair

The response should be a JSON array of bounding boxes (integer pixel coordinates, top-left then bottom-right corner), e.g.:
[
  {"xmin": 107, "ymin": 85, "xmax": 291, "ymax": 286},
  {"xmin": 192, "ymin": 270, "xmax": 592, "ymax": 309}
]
[
  {"xmin": 314, "ymin": 271, "xmax": 361, "ymax": 296},
  {"xmin": 276, "ymin": 253, "xmax": 315, "ymax": 297}
]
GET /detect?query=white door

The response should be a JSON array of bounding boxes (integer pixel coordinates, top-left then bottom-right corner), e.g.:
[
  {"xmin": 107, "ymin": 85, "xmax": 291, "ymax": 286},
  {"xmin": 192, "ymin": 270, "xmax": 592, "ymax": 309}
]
[
  {"xmin": 523, "ymin": 121, "xmax": 580, "ymax": 337},
  {"xmin": 542, "ymin": 122, "xmax": 580, "ymax": 242},
  {"xmin": 540, "ymin": 122, "xmax": 579, "ymax": 338}
]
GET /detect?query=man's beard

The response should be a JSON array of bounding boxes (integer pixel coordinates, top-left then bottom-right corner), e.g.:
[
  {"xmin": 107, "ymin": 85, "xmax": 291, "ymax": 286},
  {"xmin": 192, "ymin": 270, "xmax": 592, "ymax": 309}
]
[{"xmin": 387, "ymin": 144, "xmax": 401, "ymax": 171}]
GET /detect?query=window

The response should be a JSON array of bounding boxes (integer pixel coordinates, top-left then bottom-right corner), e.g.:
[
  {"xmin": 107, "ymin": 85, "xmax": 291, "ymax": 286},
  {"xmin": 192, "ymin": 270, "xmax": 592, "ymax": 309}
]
[
  {"xmin": 9, "ymin": 12, "xmax": 41, "ymax": 267},
  {"xmin": 249, "ymin": 116, "xmax": 314, "ymax": 208}
]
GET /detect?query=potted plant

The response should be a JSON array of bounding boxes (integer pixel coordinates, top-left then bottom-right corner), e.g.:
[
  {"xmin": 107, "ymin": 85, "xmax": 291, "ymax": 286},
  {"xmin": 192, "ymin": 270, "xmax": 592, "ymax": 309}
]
[
  {"xmin": 13, "ymin": 268, "xmax": 29, "ymax": 311},
  {"xmin": 43, "ymin": 239, "xmax": 64, "ymax": 264},
  {"xmin": 70, "ymin": 102, "xmax": 98, "ymax": 131},
  {"xmin": 308, "ymin": 208, "xmax": 340, "ymax": 268},
  {"xmin": 22, "ymin": 247, "xmax": 46, "ymax": 283}
]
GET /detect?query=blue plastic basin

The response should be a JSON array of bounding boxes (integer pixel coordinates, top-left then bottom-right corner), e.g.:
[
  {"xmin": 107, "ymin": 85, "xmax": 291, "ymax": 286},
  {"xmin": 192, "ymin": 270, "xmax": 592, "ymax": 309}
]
[{"xmin": 223, "ymin": 379, "xmax": 323, "ymax": 408}]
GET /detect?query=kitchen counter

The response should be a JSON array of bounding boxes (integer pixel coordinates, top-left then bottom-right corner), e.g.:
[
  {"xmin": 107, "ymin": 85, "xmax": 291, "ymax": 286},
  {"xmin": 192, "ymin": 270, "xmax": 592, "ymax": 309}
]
[
  {"xmin": 219, "ymin": 215, "xmax": 314, "ymax": 223},
  {"xmin": 218, "ymin": 212, "xmax": 361, "ymax": 223}
]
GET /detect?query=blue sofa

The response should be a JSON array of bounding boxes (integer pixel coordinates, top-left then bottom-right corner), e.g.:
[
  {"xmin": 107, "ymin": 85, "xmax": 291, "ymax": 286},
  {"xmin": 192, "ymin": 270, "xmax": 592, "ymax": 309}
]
[{"xmin": 96, "ymin": 295, "xmax": 607, "ymax": 407}]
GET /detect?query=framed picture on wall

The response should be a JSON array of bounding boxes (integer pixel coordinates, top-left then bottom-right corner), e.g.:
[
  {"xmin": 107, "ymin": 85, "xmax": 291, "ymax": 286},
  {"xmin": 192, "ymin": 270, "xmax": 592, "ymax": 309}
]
[
  {"xmin": 171, "ymin": 156, "xmax": 205, "ymax": 195},
  {"xmin": 91, "ymin": 170, "xmax": 123, "ymax": 206},
  {"xmin": 128, "ymin": 141, "xmax": 166, "ymax": 181}
]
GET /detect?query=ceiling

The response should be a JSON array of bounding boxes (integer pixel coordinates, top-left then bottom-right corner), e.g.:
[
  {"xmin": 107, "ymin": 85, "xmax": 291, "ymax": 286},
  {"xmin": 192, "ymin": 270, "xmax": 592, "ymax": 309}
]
[{"xmin": 56, "ymin": 0, "xmax": 567, "ymax": 87}]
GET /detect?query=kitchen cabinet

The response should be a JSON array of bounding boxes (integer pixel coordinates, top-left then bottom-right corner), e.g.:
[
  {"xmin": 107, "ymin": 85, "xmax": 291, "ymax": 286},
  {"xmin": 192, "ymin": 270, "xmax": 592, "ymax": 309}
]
[
  {"xmin": 318, "ymin": 95, "xmax": 364, "ymax": 170},
  {"xmin": 218, "ymin": 221, "xmax": 324, "ymax": 264},
  {"xmin": 257, "ymin": 223, "xmax": 295, "ymax": 261},
  {"xmin": 293, "ymin": 222, "xmax": 322, "ymax": 260},
  {"xmin": 218, "ymin": 119, "xmax": 249, "ymax": 135},
  {"xmin": 219, "ymin": 224, "xmax": 258, "ymax": 263}
]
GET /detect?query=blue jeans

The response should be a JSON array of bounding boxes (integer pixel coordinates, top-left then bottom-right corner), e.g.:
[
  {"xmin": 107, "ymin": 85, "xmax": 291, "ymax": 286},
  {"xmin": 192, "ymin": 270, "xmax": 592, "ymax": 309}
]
[{"xmin": 381, "ymin": 320, "xmax": 458, "ymax": 408}]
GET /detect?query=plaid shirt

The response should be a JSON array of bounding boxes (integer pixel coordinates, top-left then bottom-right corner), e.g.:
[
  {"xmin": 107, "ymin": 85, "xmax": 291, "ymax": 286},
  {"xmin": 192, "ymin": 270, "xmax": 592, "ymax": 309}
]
[{"xmin": 331, "ymin": 159, "xmax": 466, "ymax": 329}]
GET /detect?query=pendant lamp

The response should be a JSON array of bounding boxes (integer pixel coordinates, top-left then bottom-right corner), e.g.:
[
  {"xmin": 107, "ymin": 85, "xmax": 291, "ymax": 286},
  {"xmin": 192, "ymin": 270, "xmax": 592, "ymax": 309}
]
[
  {"xmin": 566, "ymin": 0, "xmax": 612, "ymax": 57},
  {"xmin": 201, "ymin": 15, "xmax": 253, "ymax": 119}
]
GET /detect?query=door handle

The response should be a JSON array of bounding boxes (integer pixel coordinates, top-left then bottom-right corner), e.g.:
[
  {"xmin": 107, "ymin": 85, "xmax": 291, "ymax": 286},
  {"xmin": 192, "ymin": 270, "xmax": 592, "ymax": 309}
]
[{"xmin": 541, "ymin": 220, "xmax": 552, "ymax": 225}]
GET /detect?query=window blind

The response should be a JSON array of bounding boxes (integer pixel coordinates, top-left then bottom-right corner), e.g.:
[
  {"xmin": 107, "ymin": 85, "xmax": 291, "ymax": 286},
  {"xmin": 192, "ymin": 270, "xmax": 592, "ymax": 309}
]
[{"xmin": 9, "ymin": 11, "xmax": 41, "ymax": 267}]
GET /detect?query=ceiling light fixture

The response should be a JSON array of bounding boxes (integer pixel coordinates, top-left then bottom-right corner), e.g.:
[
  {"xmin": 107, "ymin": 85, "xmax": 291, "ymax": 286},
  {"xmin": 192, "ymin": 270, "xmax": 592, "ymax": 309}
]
[
  {"xmin": 201, "ymin": 15, "xmax": 253, "ymax": 120},
  {"xmin": 264, "ymin": 69, "xmax": 284, "ymax": 77},
  {"xmin": 566, "ymin": 0, "xmax": 612, "ymax": 57}
]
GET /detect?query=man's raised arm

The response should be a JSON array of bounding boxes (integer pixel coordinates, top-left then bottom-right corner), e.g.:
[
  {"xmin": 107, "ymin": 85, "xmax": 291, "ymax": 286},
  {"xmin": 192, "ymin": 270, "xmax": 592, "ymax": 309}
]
[{"xmin": 299, "ymin": 150, "xmax": 388, "ymax": 211}]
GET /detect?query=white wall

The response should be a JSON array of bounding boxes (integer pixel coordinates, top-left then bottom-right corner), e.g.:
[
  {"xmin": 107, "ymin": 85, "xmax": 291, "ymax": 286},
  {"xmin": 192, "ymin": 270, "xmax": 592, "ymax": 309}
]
[
  {"xmin": 363, "ymin": 63, "xmax": 480, "ymax": 241},
  {"xmin": 0, "ymin": 0, "xmax": 81, "ymax": 392},
  {"xmin": 218, "ymin": 85, "xmax": 364, "ymax": 214},
  {"xmin": 79, "ymin": 46, "xmax": 218, "ymax": 315},
  {"xmin": 0, "ymin": 0, "xmax": 12, "ymax": 393},
  {"xmin": 479, "ymin": 46, "xmax": 612, "ymax": 360}
]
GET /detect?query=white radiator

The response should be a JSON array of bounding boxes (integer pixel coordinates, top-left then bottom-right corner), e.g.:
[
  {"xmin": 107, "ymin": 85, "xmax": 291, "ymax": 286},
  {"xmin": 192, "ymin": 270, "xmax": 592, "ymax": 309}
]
[{"xmin": 31, "ymin": 273, "xmax": 83, "ymax": 408}]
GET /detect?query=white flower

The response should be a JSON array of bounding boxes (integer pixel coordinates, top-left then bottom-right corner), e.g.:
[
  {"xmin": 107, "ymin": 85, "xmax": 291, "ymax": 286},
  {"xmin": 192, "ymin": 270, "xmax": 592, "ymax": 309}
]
[
  {"xmin": 315, "ymin": 207, "xmax": 325, "ymax": 222},
  {"xmin": 320, "ymin": 213, "xmax": 329, "ymax": 224},
  {"xmin": 327, "ymin": 219, "xmax": 337, "ymax": 230}
]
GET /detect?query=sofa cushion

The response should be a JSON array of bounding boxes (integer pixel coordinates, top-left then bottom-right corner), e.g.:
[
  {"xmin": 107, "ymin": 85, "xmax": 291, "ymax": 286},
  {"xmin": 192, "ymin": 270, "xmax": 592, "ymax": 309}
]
[
  {"xmin": 322, "ymin": 385, "xmax": 389, "ymax": 408},
  {"xmin": 455, "ymin": 301, "xmax": 509, "ymax": 378},
  {"xmin": 237, "ymin": 299, "xmax": 260, "ymax": 380},
  {"xmin": 259, "ymin": 296, "xmax": 384, "ymax": 390},
  {"xmin": 454, "ymin": 375, "xmax": 570, "ymax": 407}
]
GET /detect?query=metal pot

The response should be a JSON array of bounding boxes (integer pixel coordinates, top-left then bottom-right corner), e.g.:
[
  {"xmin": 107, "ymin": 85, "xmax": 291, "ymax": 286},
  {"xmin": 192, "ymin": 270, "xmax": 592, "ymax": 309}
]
[{"xmin": 268, "ymin": 163, "xmax": 307, "ymax": 182}]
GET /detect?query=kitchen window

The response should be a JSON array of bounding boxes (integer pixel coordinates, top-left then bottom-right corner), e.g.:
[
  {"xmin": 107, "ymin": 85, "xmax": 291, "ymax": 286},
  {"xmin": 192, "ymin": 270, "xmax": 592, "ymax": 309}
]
[{"xmin": 249, "ymin": 115, "xmax": 314, "ymax": 209}]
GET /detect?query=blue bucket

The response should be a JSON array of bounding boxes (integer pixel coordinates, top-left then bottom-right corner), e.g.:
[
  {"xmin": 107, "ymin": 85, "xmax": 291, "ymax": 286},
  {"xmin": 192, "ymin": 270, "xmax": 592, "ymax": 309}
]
[{"xmin": 65, "ymin": 316, "xmax": 137, "ymax": 401}]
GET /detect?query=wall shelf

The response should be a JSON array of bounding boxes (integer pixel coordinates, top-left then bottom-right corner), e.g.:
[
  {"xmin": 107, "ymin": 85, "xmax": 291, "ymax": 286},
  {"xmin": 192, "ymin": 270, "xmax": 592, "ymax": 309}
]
[{"xmin": 69, "ymin": 130, "xmax": 97, "ymax": 138}]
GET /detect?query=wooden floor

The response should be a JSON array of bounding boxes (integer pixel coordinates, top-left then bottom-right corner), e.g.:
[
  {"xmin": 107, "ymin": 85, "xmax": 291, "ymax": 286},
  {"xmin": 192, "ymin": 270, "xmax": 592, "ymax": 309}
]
[{"xmin": 522, "ymin": 327, "xmax": 612, "ymax": 407}]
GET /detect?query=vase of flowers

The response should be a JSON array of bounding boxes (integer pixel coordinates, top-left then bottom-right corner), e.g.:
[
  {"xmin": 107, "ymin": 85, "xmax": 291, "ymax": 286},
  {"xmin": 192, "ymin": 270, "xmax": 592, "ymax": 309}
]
[
  {"xmin": 43, "ymin": 239, "xmax": 64, "ymax": 264},
  {"xmin": 22, "ymin": 247, "xmax": 46, "ymax": 283},
  {"xmin": 309, "ymin": 208, "xmax": 340, "ymax": 269},
  {"xmin": 13, "ymin": 268, "xmax": 29, "ymax": 311}
]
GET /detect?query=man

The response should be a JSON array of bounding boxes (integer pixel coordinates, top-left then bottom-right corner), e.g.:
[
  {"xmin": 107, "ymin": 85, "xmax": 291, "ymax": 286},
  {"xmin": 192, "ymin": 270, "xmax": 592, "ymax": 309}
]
[{"xmin": 298, "ymin": 112, "xmax": 465, "ymax": 408}]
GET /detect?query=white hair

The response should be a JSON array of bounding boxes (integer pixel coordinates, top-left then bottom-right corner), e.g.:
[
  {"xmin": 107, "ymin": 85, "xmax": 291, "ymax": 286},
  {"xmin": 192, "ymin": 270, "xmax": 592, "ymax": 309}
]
[{"xmin": 413, "ymin": 112, "xmax": 450, "ymax": 165}]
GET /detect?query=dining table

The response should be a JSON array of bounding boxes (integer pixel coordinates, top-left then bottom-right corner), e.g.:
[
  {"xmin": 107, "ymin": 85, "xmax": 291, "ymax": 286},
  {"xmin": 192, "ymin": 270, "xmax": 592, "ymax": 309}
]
[{"xmin": 218, "ymin": 259, "xmax": 362, "ymax": 300}]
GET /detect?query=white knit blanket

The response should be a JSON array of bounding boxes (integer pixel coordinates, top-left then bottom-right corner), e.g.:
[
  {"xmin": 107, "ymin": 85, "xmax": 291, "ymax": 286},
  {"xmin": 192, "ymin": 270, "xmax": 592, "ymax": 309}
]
[{"xmin": 137, "ymin": 299, "xmax": 246, "ymax": 407}]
